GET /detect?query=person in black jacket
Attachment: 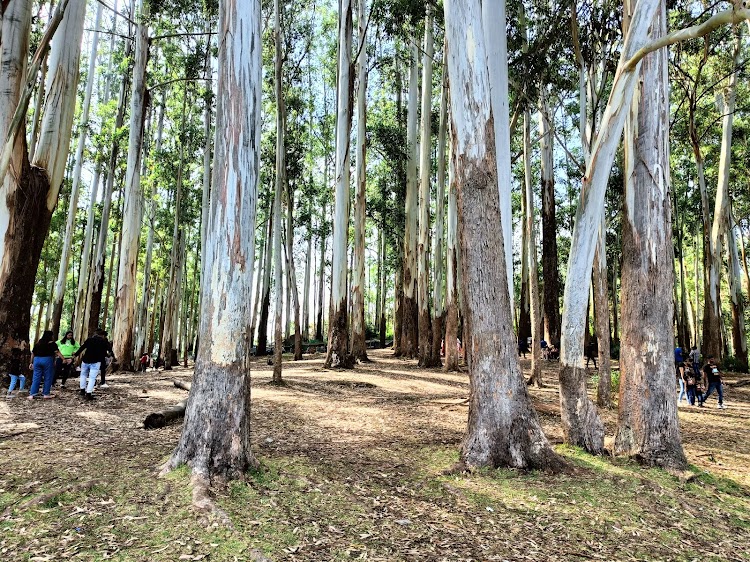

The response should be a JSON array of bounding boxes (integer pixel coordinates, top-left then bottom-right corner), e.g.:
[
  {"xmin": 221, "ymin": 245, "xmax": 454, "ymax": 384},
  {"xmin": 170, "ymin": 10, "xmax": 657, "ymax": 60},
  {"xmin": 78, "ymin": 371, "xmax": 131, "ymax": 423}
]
[{"xmin": 74, "ymin": 329, "xmax": 111, "ymax": 401}]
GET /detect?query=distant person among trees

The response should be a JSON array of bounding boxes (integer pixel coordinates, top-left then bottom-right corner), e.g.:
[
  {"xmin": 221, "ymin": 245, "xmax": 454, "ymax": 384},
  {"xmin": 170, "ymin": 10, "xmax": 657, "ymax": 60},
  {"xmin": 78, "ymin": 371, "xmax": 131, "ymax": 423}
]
[
  {"xmin": 74, "ymin": 329, "xmax": 113, "ymax": 401},
  {"xmin": 139, "ymin": 353, "xmax": 150, "ymax": 373},
  {"xmin": 518, "ymin": 337, "xmax": 529, "ymax": 358},
  {"xmin": 684, "ymin": 358, "xmax": 698, "ymax": 406},
  {"xmin": 689, "ymin": 345, "xmax": 701, "ymax": 377},
  {"xmin": 699, "ymin": 356, "xmax": 725, "ymax": 409},
  {"xmin": 6, "ymin": 347, "xmax": 26, "ymax": 398},
  {"xmin": 28, "ymin": 330, "xmax": 64, "ymax": 400},
  {"xmin": 585, "ymin": 340, "xmax": 598, "ymax": 369},
  {"xmin": 55, "ymin": 330, "xmax": 79, "ymax": 389},
  {"xmin": 676, "ymin": 361, "xmax": 687, "ymax": 405}
]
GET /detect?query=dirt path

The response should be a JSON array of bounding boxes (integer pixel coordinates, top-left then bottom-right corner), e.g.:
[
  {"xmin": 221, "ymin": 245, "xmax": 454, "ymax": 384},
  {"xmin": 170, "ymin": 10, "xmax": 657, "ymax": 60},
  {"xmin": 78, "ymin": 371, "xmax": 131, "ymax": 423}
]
[{"xmin": 2, "ymin": 349, "xmax": 749, "ymax": 561}]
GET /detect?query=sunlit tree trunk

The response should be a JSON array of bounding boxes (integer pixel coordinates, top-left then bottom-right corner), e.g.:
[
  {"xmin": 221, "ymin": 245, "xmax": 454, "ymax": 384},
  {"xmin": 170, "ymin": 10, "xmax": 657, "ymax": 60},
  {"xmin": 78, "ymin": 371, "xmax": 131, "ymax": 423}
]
[
  {"xmin": 351, "ymin": 0, "xmax": 369, "ymax": 362},
  {"xmin": 50, "ymin": 3, "xmax": 103, "ymax": 335},
  {"xmin": 445, "ymin": 0, "xmax": 562, "ymax": 471},
  {"xmin": 558, "ymin": 0, "xmax": 662, "ymax": 454},
  {"xmin": 615, "ymin": 0, "xmax": 686, "ymax": 470},
  {"xmin": 400, "ymin": 40, "xmax": 419, "ymax": 359},
  {"xmin": 324, "ymin": 0, "xmax": 355, "ymax": 369},
  {"xmin": 112, "ymin": 0, "xmax": 150, "ymax": 370},
  {"xmin": 166, "ymin": 0, "xmax": 261, "ymax": 482},
  {"xmin": 272, "ymin": 0, "xmax": 285, "ymax": 382}
]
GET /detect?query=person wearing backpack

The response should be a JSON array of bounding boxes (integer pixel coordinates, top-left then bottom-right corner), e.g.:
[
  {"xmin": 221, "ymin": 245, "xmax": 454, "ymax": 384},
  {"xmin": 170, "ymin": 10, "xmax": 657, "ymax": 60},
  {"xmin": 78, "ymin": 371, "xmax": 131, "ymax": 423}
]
[
  {"xmin": 684, "ymin": 358, "xmax": 698, "ymax": 406},
  {"xmin": 699, "ymin": 356, "xmax": 725, "ymax": 409}
]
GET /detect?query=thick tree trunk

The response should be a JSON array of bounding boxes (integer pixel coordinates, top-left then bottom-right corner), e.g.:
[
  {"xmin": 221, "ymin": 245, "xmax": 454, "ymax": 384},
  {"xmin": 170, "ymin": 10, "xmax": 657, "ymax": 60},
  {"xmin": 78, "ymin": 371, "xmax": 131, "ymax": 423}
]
[
  {"xmin": 166, "ymin": 0, "xmax": 261, "ymax": 481},
  {"xmin": 112, "ymin": 0, "xmax": 150, "ymax": 370},
  {"xmin": 324, "ymin": 0, "xmax": 355, "ymax": 369},
  {"xmin": 538, "ymin": 96, "xmax": 560, "ymax": 346},
  {"xmin": 445, "ymin": 0, "xmax": 562, "ymax": 471},
  {"xmin": 417, "ymin": 7, "xmax": 436, "ymax": 368},
  {"xmin": 558, "ymin": 0, "xmax": 662, "ymax": 454},
  {"xmin": 594, "ymin": 232, "xmax": 612, "ymax": 407},
  {"xmin": 50, "ymin": 3, "xmax": 103, "ymax": 336},
  {"xmin": 350, "ymin": 0, "xmax": 369, "ymax": 362},
  {"xmin": 523, "ymin": 112, "xmax": 542, "ymax": 387},
  {"xmin": 444, "ymin": 147, "xmax": 460, "ymax": 373},
  {"xmin": 614, "ymin": 0, "xmax": 686, "ymax": 470},
  {"xmin": 400, "ymin": 41, "xmax": 419, "ymax": 360}
]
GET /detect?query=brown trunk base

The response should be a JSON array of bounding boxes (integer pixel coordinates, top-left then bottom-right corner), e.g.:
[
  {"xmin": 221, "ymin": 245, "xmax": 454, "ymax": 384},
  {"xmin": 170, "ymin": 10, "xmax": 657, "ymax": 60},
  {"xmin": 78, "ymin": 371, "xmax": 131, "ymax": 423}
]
[
  {"xmin": 558, "ymin": 363, "xmax": 605, "ymax": 454},
  {"xmin": 400, "ymin": 295, "xmax": 419, "ymax": 359},
  {"xmin": 325, "ymin": 300, "xmax": 355, "ymax": 369}
]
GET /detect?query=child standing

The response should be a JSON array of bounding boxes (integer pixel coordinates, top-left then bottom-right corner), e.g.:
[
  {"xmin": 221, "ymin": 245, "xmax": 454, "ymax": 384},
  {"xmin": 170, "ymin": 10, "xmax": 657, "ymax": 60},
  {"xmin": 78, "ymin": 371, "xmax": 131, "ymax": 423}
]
[
  {"xmin": 6, "ymin": 348, "xmax": 26, "ymax": 398},
  {"xmin": 684, "ymin": 358, "xmax": 698, "ymax": 405}
]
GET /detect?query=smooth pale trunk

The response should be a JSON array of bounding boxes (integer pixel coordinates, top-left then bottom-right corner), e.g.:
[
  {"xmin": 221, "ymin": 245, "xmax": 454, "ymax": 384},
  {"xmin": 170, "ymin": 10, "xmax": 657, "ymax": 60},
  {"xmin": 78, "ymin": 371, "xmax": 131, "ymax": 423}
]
[
  {"xmin": 50, "ymin": 3, "xmax": 103, "ymax": 335},
  {"xmin": 400, "ymin": 41, "xmax": 419, "ymax": 359},
  {"xmin": 73, "ymin": 168, "xmax": 100, "ymax": 339},
  {"xmin": 444, "ymin": 142, "xmax": 460, "ymax": 373},
  {"xmin": 351, "ymin": 0, "xmax": 369, "ymax": 361},
  {"xmin": 315, "ymin": 212, "xmax": 327, "ymax": 342},
  {"xmin": 166, "ymin": 0, "xmax": 261, "ymax": 480},
  {"xmin": 615, "ymin": 0, "xmax": 686, "ymax": 469},
  {"xmin": 444, "ymin": 0, "xmax": 562, "ymax": 471},
  {"xmin": 199, "ymin": 40, "xmax": 213, "ymax": 306},
  {"xmin": 249, "ymin": 216, "xmax": 270, "ymax": 350},
  {"xmin": 272, "ymin": 0, "xmax": 285, "ymax": 381},
  {"xmin": 558, "ymin": 0, "xmax": 662, "ymax": 454},
  {"xmin": 481, "ymin": 0, "xmax": 514, "ymax": 313},
  {"xmin": 324, "ymin": 0, "xmax": 354, "ymax": 369},
  {"xmin": 523, "ymin": 112, "xmax": 542, "ymax": 387},
  {"xmin": 286, "ymin": 189, "xmax": 302, "ymax": 360},
  {"xmin": 134, "ymin": 210, "xmax": 155, "ymax": 357},
  {"xmin": 593, "ymin": 229, "xmax": 612, "ymax": 406},
  {"xmin": 417, "ymin": 7, "xmax": 437, "ymax": 367},
  {"xmin": 302, "ymin": 228, "xmax": 312, "ymax": 342},
  {"xmin": 112, "ymin": 0, "xmax": 149, "ymax": 369}
]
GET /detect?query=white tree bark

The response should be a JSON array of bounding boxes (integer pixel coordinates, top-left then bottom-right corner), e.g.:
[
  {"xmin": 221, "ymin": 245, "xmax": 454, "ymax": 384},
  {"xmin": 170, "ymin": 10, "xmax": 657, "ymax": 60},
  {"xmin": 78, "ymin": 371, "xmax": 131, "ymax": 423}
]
[
  {"xmin": 324, "ymin": 0, "xmax": 354, "ymax": 369},
  {"xmin": 417, "ymin": 6, "xmax": 435, "ymax": 367},
  {"xmin": 166, "ymin": 0, "xmax": 261, "ymax": 480},
  {"xmin": 482, "ymin": 0, "xmax": 514, "ymax": 314},
  {"xmin": 432, "ymin": 46, "xmax": 448, "ymax": 367},
  {"xmin": 50, "ymin": 3, "xmax": 104, "ymax": 335},
  {"xmin": 272, "ymin": 0, "xmax": 285, "ymax": 382},
  {"xmin": 112, "ymin": 0, "xmax": 149, "ymax": 369},
  {"xmin": 351, "ymin": 0, "xmax": 369, "ymax": 361},
  {"xmin": 558, "ymin": 0, "xmax": 661, "ymax": 453}
]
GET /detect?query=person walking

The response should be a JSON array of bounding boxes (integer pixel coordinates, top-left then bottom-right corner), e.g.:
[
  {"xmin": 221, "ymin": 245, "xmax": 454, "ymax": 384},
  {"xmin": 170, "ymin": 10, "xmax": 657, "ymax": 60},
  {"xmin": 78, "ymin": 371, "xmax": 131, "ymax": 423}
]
[
  {"xmin": 676, "ymin": 361, "xmax": 688, "ymax": 405},
  {"xmin": 55, "ymin": 330, "xmax": 79, "ymax": 389},
  {"xmin": 684, "ymin": 358, "xmax": 698, "ymax": 406},
  {"xmin": 699, "ymin": 356, "xmax": 725, "ymax": 409},
  {"xmin": 6, "ymin": 347, "xmax": 26, "ymax": 398},
  {"xmin": 74, "ymin": 329, "xmax": 111, "ymax": 401},
  {"xmin": 28, "ymin": 331, "xmax": 64, "ymax": 400},
  {"xmin": 689, "ymin": 345, "xmax": 701, "ymax": 377},
  {"xmin": 97, "ymin": 330, "xmax": 115, "ymax": 388}
]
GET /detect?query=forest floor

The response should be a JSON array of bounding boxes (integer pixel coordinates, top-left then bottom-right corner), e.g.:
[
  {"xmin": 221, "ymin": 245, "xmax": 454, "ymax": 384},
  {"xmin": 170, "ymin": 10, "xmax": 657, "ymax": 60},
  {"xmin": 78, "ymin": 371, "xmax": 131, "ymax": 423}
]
[{"xmin": 2, "ymin": 349, "xmax": 750, "ymax": 562}]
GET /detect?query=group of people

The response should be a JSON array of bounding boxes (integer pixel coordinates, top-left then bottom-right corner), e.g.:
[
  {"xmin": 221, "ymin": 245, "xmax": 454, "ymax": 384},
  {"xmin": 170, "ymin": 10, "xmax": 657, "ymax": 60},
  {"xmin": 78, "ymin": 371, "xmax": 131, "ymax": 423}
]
[
  {"xmin": 675, "ymin": 346, "xmax": 725, "ymax": 409},
  {"xmin": 6, "ymin": 328, "xmax": 116, "ymax": 402},
  {"xmin": 518, "ymin": 338, "xmax": 560, "ymax": 361}
]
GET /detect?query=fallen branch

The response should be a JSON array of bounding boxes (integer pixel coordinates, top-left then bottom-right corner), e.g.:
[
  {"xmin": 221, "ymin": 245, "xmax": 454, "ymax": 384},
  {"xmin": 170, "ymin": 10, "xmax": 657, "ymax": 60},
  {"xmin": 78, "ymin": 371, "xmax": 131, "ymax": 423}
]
[
  {"xmin": 728, "ymin": 379, "xmax": 750, "ymax": 388},
  {"xmin": 173, "ymin": 380, "xmax": 192, "ymax": 391},
  {"xmin": 143, "ymin": 399, "xmax": 188, "ymax": 429}
]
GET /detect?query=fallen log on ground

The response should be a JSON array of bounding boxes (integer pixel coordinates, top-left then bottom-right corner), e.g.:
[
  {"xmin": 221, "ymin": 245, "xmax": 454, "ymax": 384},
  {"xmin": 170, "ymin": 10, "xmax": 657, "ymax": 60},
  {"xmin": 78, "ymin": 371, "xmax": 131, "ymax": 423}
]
[
  {"xmin": 173, "ymin": 380, "xmax": 192, "ymax": 391},
  {"xmin": 729, "ymin": 379, "xmax": 750, "ymax": 388},
  {"xmin": 144, "ymin": 399, "xmax": 188, "ymax": 429}
]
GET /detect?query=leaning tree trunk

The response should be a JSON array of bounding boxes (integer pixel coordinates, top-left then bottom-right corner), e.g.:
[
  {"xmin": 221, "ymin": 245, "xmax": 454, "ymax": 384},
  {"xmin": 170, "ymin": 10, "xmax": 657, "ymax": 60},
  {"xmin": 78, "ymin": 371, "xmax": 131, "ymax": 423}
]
[
  {"xmin": 417, "ymin": 6, "xmax": 437, "ymax": 368},
  {"xmin": 523, "ymin": 111, "xmax": 542, "ymax": 387},
  {"xmin": 444, "ymin": 144, "xmax": 460, "ymax": 373},
  {"xmin": 324, "ymin": 0, "xmax": 355, "ymax": 369},
  {"xmin": 400, "ymin": 41, "xmax": 420, "ymax": 360},
  {"xmin": 614, "ymin": 0, "xmax": 686, "ymax": 470},
  {"xmin": 166, "ymin": 0, "xmax": 261, "ymax": 482},
  {"xmin": 0, "ymin": 0, "xmax": 84, "ymax": 365},
  {"xmin": 445, "ymin": 0, "xmax": 563, "ymax": 471},
  {"xmin": 50, "ymin": 3, "xmax": 103, "ymax": 335},
  {"xmin": 350, "ymin": 0, "xmax": 369, "ymax": 362},
  {"xmin": 558, "ymin": 0, "xmax": 662, "ymax": 454},
  {"xmin": 538, "ymin": 96, "xmax": 560, "ymax": 345},
  {"xmin": 112, "ymin": 0, "xmax": 150, "ymax": 370},
  {"xmin": 431, "ymin": 47, "xmax": 448, "ymax": 369}
]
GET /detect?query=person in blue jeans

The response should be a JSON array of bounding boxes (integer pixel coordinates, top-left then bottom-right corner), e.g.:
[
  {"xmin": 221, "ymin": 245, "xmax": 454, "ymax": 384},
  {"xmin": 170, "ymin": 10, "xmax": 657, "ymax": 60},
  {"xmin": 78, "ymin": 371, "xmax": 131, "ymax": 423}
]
[
  {"xmin": 699, "ymin": 356, "xmax": 724, "ymax": 409},
  {"xmin": 28, "ymin": 331, "xmax": 64, "ymax": 400},
  {"xmin": 6, "ymin": 347, "xmax": 26, "ymax": 398}
]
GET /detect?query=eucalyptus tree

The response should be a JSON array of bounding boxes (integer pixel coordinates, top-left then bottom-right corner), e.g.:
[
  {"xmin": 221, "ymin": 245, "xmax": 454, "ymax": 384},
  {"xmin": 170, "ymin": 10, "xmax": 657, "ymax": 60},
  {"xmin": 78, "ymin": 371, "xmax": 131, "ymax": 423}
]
[{"xmin": 166, "ymin": 0, "xmax": 262, "ymax": 482}]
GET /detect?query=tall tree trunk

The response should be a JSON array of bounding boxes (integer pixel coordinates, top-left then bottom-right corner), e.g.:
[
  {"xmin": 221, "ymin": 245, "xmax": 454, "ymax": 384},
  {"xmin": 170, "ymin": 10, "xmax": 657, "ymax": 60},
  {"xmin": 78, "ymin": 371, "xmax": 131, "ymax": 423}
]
[
  {"xmin": 50, "ymin": 3, "xmax": 104, "ymax": 335},
  {"xmin": 73, "ymin": 167, "xmax": 100, "ymax": 339},
  {"xmin": 417, "ymin": 6, "xmax": 436, "ymax": 367},
  {"xmin": 400, "ymin": 41, "xmax": 419, "ymax": 359},
  {"xmin": 538, "ymin": 96, "xmax": 560, "ymax": 345},
  {"xmin": 324, "ymin": 0, "xmax": 355, "ymax": 369},
  {"xmin": 148, "ymin": 274, "xmax": 161, "ymax": 355},
  {"xmin": 444, "ymin": 142, "xmax": 460, "ymax": 372},
  {"xmin": 166, "ymin": 0, "xmax": 261, "ymax": 481},
  {"xmin": 302, "ymin": 226, "xmax": 312, "ymax": 342},
  {"xmin": 615, "ymin": 0, "xmax": 686, "ymax": 469},
  {"xmin": 558, "ymin": 0, "xmax": 662, "ymax": 454},
  {"xmin": 431, "ymin": 52, "xmax": 448, "ymax": 368},
  {"xmin": 250, "ymin": 216, "xmax": 270, "ymax": 351},
  {"xmin": 728, "ymin": 213, "xmax": 748, "ymax": 371},
  {"xmin": 314, "ymin": 202, "xmax": 327, "ymax": 342},
  {"xmin": 112, "ymin": 0, "xmax": 150, "ymax": 370},
  {"xmin": 379, "ymin": 227, "xmax": 387, "ymax": 347},
  {"xmin": 445, "ymin": 0, "xmax": 562, "ymax": 471},
  {"xmin": 135, "ymin": 207, "xmax": 155, "ymax": 357},
  {"xmin": 272, "ymin": 0, "xmax": 285, "ymax": 381},
  {"xmin": 523, "ymin": 111, "xmax": 542, "ymax": 387},
  {"xmin": 594, "ymin": 231, "xmax": 612, "ymax": 406},
  {"xmin": 350, "ymin": 0, "xmax": 369, "ymax": 361},
  {"xmin": 256, "ymin": 211, "xmax": 274, "ymax": 356}
]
